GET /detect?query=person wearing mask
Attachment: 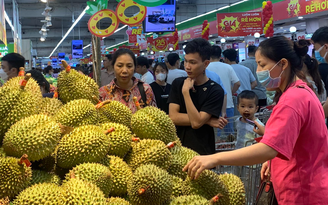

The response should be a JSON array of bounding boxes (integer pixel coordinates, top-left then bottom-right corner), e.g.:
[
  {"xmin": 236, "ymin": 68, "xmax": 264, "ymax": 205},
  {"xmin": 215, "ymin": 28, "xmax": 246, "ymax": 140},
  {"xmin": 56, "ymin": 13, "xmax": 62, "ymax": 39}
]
[
  {"xmin": 166, "ymin": 53, "xmax": 188, "ymax": 84},
  {"xmin": 150, "ymin": 63, "xmax": 171, "ymax": 114},
  {"xmin": 101, "ymin": 54, "xmax": 115, "ymax": 87},
  {"xmin": 240, "ymin": 45, "xmax": 267, "ymax": 107},
  {"xmin": 168, "ymin": 38, "xmax": 228, "ymax": 155},
  {"xmin": 99, "ymin": 49, "xmax": 156, "ymax": 113},
  {"xmin": 1, "ymin": 53, "xmax": 25, "ymax": 81},
  {"xmin": 135, "ymin": 56, "xmax": 155, "ymax": 84},
  {"xmin": 183, "ymin": 36, "xmax": 328, "ymax": 204},
  {"xmin": 316, "ymin": 48, "xmax": 328, "ymax": 92},
  {"xmin": 223, "ymin": 48, "xmax": 257, "ymax": 95},
  {"xmin": 207, "ymin": 46, "xmax": 240, "ymax": 134}
]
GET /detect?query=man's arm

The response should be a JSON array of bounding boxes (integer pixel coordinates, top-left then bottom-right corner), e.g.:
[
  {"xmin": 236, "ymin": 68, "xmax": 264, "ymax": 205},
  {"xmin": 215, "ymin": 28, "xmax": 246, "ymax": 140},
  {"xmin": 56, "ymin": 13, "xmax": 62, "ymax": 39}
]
[
  {"xmin": 169, "ymin": 103, "xmax": 192, "ymax": 126},
  {"xmin": 251, "ymin": 80, "xmax": 257, "ymax": 89},
  {"xmin": 232, "ymin": 81, "xmax": 241, "ymax": 94},
  {"xmin": 221, "ymin": 94, "xmax": 227, "ymax": 117}
]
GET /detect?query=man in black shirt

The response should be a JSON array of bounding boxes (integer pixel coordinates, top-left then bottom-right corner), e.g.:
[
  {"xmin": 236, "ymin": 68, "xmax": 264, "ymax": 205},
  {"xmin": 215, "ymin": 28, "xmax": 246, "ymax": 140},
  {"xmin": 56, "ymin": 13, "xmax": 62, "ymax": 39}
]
[{"xmin": 168, "ymin": 38, "xmax": 228, "ymax": 155}]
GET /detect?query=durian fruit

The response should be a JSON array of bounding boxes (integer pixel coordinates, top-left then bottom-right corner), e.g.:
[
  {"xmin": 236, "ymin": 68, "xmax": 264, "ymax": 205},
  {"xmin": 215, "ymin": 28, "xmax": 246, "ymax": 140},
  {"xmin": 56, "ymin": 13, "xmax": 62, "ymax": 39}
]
[
  {"xmin": 31, "ymin": 170, "xmax": 61, "ymax": 185},
  {"xmin": 171, "ymin": 175, "xmax": 184, "ymax": 197},
  {"xmin": 0, "ymin": 147, "xmax": 6, "ymax": 158},
  {"xmin": 0, "ymin": 74, "xmax": 42, "ymax": 142},
  {"xmin": 55, "ymin": 99, "xmax": 100, "ymax": 127},
  {"xmin": 12, "ymin": 183, "xmax": 64, "ymax": 205},
  {"xmin": 3, "ymin": 114, "xmax": 62, "ymax": 161},
  {"xmin": 38, "ymin": 97, "xmax": 63, "ymax": 116},
  {"xmin": 97, "ymin": 100, "xmax": 132, "ymax": 128},
  {"xmin": 101, "ymin": 155, "xmax": 132, "ymax": 197},
  {"xmin": 169, "ymin": 195, "xmax": 209, "ymax": 205},
  {"xmin": 183, "ymin": 170, "xmax": 230, "ymax": 205},
  {"xmin": 107, "ymin": 197, "xmax": 131, "ymax": 205},
  {"xmin": 125, "ymin": 139, "xmax": 172, "ymax": 171},
  {"xmin": 100, "ymin": 123, "xmax": 132, "ymax": 158},
  {"xmin": 61, "ymin": 177, "xmax": 107, "ymax": 205},
  {"xmin": 218, "ymin": 173, "xmax": 246, "ymax": 205},
  {"xmin": 127, "ymin": 164, "xmax": 172, "ymax": 205},
  {"xmin": 65, "ymin": 163, "xmax": 112, "ymax": 196},
  {"xmin": 0, "ymin": 155, "xmax": 32, "ymax": 200},
  {"xmin": 56, "ymin": 125, "xmax": 111, "ymax": 169},
  {"xmin": 168, "ymin": 146, "xmax": 199, "ymax": 180},
  {"xmin": 57, "ymin": 60, "xmax": 99, "ymax": 104}
]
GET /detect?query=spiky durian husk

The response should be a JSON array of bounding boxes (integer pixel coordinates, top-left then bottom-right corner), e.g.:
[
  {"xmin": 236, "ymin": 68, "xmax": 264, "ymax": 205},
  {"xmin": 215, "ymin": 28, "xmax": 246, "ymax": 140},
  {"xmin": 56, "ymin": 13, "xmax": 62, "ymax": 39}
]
[
  {"xmin": 38, "ymin": 97, "xmax": 63, "ymax": 116},
  {"xmin": 171, "ymin": 175, "xmax": 184, "ymax": 197},
  {"xmin": 3, "ymin": 114, "xmax": 61, "ymax": 161},
  {"xmin": 219, "ymin": 173, "xmax": 246, "ymax": 205},
  {"xmin": 55, "ymin": 99, "xmax": 99, "ymax": 127},
  {"xmin": 31, "ymin": 170, "xmax": 61, "ymax": 186},
  {"xmin": 101, "ymin": 156, "xmax": 132, "ymax": 197},
  {"xmin": 13, "ymin": 183, "xmax": 64, "ymax": 205},
  {"xmin": 98, "ymin": 100, "xmax": 132, "ymax": 128},
  {"xmin": 0, "ymin": 147, "xmax": 6, "ymax": 158},
  {"xmin": 0, "ymin": 157, "xmax": 32, "ymax": 200},
  {"xmin": 55, "ymin": 125, "xmax": 110, "ymax": 169},
  {"xmin": 57, "ymin": 69, "xmax": 99, "ymax": 104},
  {"xmin": 3, "ymin": 76, "xmax": 42, "ymax": 99},
  {"xmin": 125, "ymin": 139, "xmax": 172, "ymax": 171},
  {"xmin": 169, "ymin": 195, "xmax": 209, "ymax": 205},
  {"xmin": 65, "ymin": 163, "xmax": 112, "ymax": 196},
  {"xmin": 107, "ymin": 197, "xmax": 131, "ymax": 205},
  {"xmin": 127, "ymin": 164, "xmax": 172, "ymax": 205},
  {"xmin": 100, "ymin": 123, "xmax": 132, "ymax": 158}
]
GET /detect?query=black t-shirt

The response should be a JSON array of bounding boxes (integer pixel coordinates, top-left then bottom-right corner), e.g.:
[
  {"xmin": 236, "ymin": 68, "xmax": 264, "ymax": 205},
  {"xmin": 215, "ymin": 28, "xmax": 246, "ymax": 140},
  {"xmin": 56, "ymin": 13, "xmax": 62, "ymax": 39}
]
[
  {"xmin": 168, "ymin": 77, "xmax": 224, "ymax": 155},
  {"xmin": 150, "ymin": 82, "xmax": 172, "ymax": 114},
  {"xmin": 319, "ymin": 63, "xmax": 328, "ymax": 95}
]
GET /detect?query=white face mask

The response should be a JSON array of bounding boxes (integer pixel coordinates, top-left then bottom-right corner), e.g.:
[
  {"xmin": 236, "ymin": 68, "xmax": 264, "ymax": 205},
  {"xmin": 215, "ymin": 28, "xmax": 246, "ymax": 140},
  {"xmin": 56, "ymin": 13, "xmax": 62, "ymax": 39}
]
[
  {"xmin": 0, "ymin": 68, "xmax": 8, "ymax": 82},
  {"xmin": 156, "ymin": 73, "xmax": 167, "ymax": 81}
]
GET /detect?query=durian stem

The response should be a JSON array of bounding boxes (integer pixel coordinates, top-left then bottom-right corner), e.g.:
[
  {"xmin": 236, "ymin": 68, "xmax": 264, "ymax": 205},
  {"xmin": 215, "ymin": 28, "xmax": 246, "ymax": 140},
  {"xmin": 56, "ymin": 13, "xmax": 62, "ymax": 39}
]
[
  {"xmin": 95, "ymin": 99, "xmax": 111, "ymax": 109},
  {"xmin": 132, "ymin": 136, "xmax": 140, "ymax": 142},
  {"xmin": 92, "ymin": 95, "xmax": 101, "ymax": 104},
  {"xmin": 19, "ymin": 74, "xmax": 31, "ymax": 90},
  {"xmin": 54, "ymin": 88, "xmax": 58, "ymax": 99},
  {"xmin": 70, "ymin": 171, "xmax": 76, "ymax": 179},
  {"xmin": 133, "ymin": 96, "xmax": 142, "ymax": 110},
  {"xmin": 18, "ymin": 67, "xmax": 25, "ymax": 76},
  {"xmin": 58, "ymin": 123, "xmax": 74, "ymax": 135},
  {"xmin": 61, "ymin": 60, "xmax": 71, "ymax": 73},
  {"xmin": 18, "ymin": 154, "xmax": 31, "ymax": 167},
  {"xmin": 104, "ymin": 127, "xmax": 115, "ymax": 134},
  {"xmin": 209, "ymin": 193, "xmax": 223, "ymax": 204},
  {"xmin": 166, "ymin": 141, "xmax": 178, "ymax": 149},
  {"xmin": 138, "ymin": 186, "xmax": 149, "ymax": 195}
]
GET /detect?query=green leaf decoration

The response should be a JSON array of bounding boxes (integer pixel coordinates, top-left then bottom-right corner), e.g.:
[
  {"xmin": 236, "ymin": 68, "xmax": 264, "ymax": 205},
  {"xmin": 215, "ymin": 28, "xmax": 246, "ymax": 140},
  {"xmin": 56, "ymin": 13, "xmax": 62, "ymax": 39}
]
[{"xmin": 86, "ymin": 0, "xmax": 108, "ymax": 16}]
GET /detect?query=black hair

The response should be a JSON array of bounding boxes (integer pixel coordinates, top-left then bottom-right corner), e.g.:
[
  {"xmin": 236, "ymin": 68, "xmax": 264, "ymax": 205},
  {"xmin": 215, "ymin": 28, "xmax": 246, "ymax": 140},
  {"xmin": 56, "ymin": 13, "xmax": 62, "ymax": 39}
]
[
  {"xmin": 111, "ymin": 49, "xmax": 136, "ymax": 68},
  {"xmin": 258, "ymin": 36, "xmax": 311, "ymax": 102},
  {"xmin": 153, "ymin": 62, "xmax": 168, "ymax": 82},
  {"xmin": 222, "ymin": 49, "xmax": 237, "ymax": 62},
  {"xmin": 74, "ymin": 66, "xmax": 86, "ymax": 75},
  {"xmin": 312, "ymin": 26, "xmax": 328, "ymax": 45},
  {"xmin": 105, "ymin": 54, "xmax": 113, "ymax": 61},
  {"xmin": 44, "ymin": 66, "xmax": 53, "ymax": 74},
  {"xmin": 26, "ymin": 70, "xmax": 50, "ymax": 93},
  {"xmin": 248, "ymin": 45, "xmax": 257, "ymax": 55},
  {"xmin": 211, "ymin": 45, "xmax": 222, "ymax": 59},
  {"xmin": 148, "ymin": 59, "xmax": 154, "ymax": 67},
  {"xmin": 184, "ymin": 38, "xmax": 211, "ymax": 61},
  {"xmin": 137, "ymin": 56, "xmax": 150, "ymax": 69},
  {"xmin": 1, "ymin": 53, "xmax": 25, "ymax": 74},
  {"xmin": 237, "ymin": 90, "xmax": 259, "ymax": 106},
  {"xmin": 167, "ymin": 53, "xmax": 180, "ymax": 66}
]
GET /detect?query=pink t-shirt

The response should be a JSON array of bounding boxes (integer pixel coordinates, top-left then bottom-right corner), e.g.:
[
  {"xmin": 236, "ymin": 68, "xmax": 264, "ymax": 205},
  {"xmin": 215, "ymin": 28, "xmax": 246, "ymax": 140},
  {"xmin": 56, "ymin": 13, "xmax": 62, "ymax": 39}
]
[{"xmin": 261, "ymin": 80, "xmax": 328, "ymax": 205}]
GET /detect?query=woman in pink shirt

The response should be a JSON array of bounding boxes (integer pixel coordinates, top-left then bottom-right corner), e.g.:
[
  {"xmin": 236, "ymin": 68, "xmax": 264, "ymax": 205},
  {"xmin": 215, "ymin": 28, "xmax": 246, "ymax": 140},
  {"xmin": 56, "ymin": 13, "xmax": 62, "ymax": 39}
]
[{"xmin": 183, "ymin": 36, "xmax": 328, "ymax": 204}]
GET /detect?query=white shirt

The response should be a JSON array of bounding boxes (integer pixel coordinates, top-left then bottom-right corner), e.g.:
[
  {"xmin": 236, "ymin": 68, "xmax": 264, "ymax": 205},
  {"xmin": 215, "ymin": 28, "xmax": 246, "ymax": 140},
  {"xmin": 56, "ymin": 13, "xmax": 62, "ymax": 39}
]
[
  {"xmin": 141, "ymin": 71, "xmax": 155, "ymax": 84},
  {"xmin": 207, "ymin": 61, "xmax": 239, "ymax": 108},
  {"xmin": 167, "ymin": 69, "xmax": 188, "ymax": 84}
]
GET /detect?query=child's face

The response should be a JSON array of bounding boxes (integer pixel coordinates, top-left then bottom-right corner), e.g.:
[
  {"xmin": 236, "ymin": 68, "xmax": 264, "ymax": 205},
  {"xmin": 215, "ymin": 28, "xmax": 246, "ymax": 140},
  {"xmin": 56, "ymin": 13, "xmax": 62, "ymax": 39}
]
[{"xmin": 237, "ymin": 98, "xmax": 258, "ymax": 120}]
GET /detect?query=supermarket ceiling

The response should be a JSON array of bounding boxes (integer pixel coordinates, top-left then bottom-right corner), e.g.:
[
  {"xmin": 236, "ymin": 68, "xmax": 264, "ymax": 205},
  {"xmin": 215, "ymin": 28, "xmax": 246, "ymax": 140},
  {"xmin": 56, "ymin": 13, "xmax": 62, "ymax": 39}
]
[{"xmin": 4, "ymin": 0, "xmax": 241, "ymax": 57}]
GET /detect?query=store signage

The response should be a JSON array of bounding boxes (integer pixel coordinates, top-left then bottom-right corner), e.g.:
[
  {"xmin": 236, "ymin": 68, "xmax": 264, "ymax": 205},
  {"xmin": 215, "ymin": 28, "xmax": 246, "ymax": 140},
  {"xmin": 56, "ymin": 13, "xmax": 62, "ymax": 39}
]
[
  {"xmin": 72, "ymin": 40, "xmax": 83, "ymax": 59},
  {"xmin": 217, "ymin": 12, "xmax": 263, "ymax": 37},
  {"xmin": 127, "ymin": 23, "xmax": 146, "ymax": 44},
  {"xmin": 273, "ymin": 0, "xmax": 328, "ymax": 21},
  {"xmin": 0, "ymin": 0, "xmax": 6, "ymax": 46},
  {"xmin": 147, "ymin": 36, "xmax": 175, "ymax": 51},
  {"xmin": 119, "ymin": 45, "xmax": 140, "ymax": 54},
  {"xmin": 0, "ymin": 44, "xmax": 14, "ymax": 60}
]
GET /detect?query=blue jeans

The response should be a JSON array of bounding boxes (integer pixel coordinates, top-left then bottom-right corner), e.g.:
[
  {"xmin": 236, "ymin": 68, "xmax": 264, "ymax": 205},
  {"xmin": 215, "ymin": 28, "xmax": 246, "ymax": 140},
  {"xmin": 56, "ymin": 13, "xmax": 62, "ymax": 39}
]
[{"xmin": 217, "ymin": 107, "xmax": 234, "ymax": 136}]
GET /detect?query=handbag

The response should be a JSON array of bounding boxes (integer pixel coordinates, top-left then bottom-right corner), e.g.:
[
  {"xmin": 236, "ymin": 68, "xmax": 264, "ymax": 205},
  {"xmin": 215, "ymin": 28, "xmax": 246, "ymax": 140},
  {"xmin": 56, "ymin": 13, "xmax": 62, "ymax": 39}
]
[{"xmin": 255, "ymin": 161, "xmax": 278, "ymax": 205}]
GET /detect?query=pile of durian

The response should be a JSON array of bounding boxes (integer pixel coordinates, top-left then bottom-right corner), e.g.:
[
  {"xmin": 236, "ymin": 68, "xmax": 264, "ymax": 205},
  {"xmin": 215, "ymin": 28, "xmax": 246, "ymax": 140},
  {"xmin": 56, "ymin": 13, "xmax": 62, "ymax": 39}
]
[{"xmin": 0, "ymin": 62, "xmax": 245, "ymax": 205}]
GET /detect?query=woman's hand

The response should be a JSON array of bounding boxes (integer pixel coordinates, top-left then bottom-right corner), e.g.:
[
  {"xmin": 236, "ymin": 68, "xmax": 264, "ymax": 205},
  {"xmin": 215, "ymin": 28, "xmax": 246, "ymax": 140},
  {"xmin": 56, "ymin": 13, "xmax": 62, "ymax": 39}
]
[
  {"xmin": 183, "ymin": 155, "xmax": 218, "ymax": 180},
  {"xmin": 253, "ymin": 120, "xmax": 265, "ymax": 136},
  {"xmin": 261, "ymin": 161, "xmax": 270, "ymax": 180}
]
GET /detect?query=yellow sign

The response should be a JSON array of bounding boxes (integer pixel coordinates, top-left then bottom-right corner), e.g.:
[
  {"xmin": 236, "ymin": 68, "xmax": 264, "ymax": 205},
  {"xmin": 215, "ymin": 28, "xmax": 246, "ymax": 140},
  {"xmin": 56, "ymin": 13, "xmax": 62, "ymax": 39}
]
[{"xmin": 219, "ymin": 16, "xmax": 240, "ymax": 32}]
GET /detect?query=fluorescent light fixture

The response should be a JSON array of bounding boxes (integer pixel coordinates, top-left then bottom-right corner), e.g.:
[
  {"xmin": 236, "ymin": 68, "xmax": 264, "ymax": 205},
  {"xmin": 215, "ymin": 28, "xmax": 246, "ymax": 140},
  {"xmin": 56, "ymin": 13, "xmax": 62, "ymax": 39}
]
[
  {"xmin": 46, "ymin": 21, "xmax": 52, "ymax": 27},
  {"xmin": 254, "ymin": 32, "xmax": 260, "ymax": 38},
  {"xmin": 289, "ymin": 26, "xmax": 297, "ymax": 33},
  {"xmin": 48, "ymin": 6, "xmax": 88, "ymax": 57},
  {"xmin": 220, "ymin": 38, "xmax": 226, "ymax": 43},
  {"xmin": 45, "ymin": 16, "xmax": 51, "ymax": 21},
  {"xmin": 83, "ymin": 44, "xmax": 90, "ymax": 49},
  {"xmin": 106, "ymin": 40, "xmax": 128, "ymax": 50},
  {"xmin": 230, "ymin": 0, "xmax": 248, "ymax": 7},
  {"xmin": 41, "ymin": 25, "xmax": 47, "ymax": 32},
  {"xmin": 169, "ymin": 47, "xmax": 173, "ymax": 51},
  {"xmin": 41, "ymin": 0, "xmax": 47, "ymax": 2},
  {"xmin": 298, "ymin": 16, "xmax": 303, "ymax": 19},
  {"xmin": 40, "ymin": 37, "xmax": 46, "ymax": 41},
  {"xmin": 4, "ymin": 11, "xmax": 14, "ymax": 31}
]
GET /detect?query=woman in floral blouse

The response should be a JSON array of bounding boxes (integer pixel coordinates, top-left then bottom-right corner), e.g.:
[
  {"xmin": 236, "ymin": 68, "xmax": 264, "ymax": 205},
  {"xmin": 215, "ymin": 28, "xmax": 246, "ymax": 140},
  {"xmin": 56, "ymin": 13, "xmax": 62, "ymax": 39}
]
[{"xmin": 99, "ymin": 49, "xmax": 156, "ymax": 113}]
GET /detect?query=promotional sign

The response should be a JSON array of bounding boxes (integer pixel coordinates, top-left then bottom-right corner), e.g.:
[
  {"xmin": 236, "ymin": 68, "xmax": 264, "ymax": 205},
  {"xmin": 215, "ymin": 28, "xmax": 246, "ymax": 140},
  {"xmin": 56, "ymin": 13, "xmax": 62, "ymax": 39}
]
[
  {"xmin": 127, "ymin": 23, "xmax": 146, "ymax": 44},
  {"xmin": 72, "ymin": 40, "xmax": 83, "ymax": 59},
  {"xmin": 273, "ymin": 0, "xmax": 328, "ymax": 21},
  {"xmin": 217, "ymin": 12, "xmax": 263, "ymax": 37},
  {"xmin": 0, "ymin": 44, "xmax": 14, "ymax": 60},
  {"xmin": 0, "ymin": 0, "xmax": 7, "ymax": 46},
  {"xmin": 58, "ymin": 53, "xmax": 65, "ymax": 61},
  {"xmin": 119, "ymin": 45, "xmax": 140, "ymax": 54},
  {"xmin": 147, "ymin": 36, "xmax": 175, "ymax": 51}
]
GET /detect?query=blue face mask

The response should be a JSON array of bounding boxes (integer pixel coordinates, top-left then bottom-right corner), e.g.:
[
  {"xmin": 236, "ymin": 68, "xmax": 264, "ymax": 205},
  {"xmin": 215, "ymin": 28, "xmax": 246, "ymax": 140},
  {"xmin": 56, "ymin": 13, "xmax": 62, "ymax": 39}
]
[
  {"xmin": 257, "ymin": 60, "xmax": 283, "ymax": 89},
  {"xmin": 315, "ymin": 50, "xmax": 327, "ymax": 64}
]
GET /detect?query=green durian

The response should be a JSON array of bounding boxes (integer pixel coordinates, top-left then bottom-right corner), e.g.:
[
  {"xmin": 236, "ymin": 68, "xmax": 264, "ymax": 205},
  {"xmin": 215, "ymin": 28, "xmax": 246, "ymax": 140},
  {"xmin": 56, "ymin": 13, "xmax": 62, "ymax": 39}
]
[
  {"xmin": 31, "ymin": 170, "xmax": 61, "ymax": 185},
  {"xmin": 128, "ymin": 164, "xmax": 172, "ymax": 205},
  {"xmin": 0, "ymin": 147, "xmax": 6, "ymax": 158},
  {"xmin": 169, "ymin": 195, "xmax": 209, "ymax": 205},
  {"xmin": 97, "ymin": 100, "xmax": 132, "ymax": 128},
  {"xmin": 219, "ymin": 173, "xmax": 246, "ymax": 205},
  {"xmin": 38, "ymin": 97, "xmax": 63, "ymax": 116},
  {"xmin": 171, "ymin": 175, "xmax": 184, "ymax": 197},
  {"xmin": 107, "ymin": 197, "xmax": 131, "ymax": 205}
]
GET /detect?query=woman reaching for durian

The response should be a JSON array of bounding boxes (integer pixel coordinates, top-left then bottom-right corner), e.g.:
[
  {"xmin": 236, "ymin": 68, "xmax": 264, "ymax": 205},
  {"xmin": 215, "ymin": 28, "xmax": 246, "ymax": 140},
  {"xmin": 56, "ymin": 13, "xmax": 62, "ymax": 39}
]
[
  {"xmin": 183, "ymin": 36, "xmax": 328, "ymax": 204},
  {"xmin": 99, "ymin": 49, "xmax": 156, "ymax": 113}
]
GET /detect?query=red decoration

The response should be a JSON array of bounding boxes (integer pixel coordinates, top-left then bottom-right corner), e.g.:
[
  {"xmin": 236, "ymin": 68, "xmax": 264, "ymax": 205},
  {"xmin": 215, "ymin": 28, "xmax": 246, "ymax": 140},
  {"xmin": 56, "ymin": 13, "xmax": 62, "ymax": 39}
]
[
  {"xmin": 262, "ymin": 1, "xmax": 274, "ymax": 38},
  {"xmin": 201, "ymin": 20, "xmax": 210, "ymax": 40}
]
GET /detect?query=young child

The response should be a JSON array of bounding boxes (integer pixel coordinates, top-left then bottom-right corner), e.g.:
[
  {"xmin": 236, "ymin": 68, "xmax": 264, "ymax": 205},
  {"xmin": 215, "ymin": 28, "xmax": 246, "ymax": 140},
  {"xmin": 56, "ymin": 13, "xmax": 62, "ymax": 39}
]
[{"xmin": 235, "ymin": 90, "xmax": 264, "ymax": 149}]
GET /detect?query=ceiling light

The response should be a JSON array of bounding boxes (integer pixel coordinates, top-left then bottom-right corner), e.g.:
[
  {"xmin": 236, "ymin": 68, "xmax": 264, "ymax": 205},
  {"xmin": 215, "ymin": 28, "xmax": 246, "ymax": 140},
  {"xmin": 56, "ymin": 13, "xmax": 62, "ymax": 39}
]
[
  {"xmin": 301, "ymin": 24, "xmax": 306, "ymax": 27},
  {"xmin": 83, "ymin": 44, "xmax": 90, "ymax": 49},
  {"xmin": 220, "ymin": 38, "xmax": 226, "ymax": 43},
  {"xmin": 41, "ymin": 25, "xmax": 47, "ymax": 32},
  {"xmin": 106, "ymin": 40, "xmax": 128, "ymax": 50},
  {"xmin": 150, "ymin": 51, "xmax": 154, "ymax": 55},
  {"xmin": 40, "ymin": 0, "xmax": 47, "ymax": 2},
  {"xmin": 141, "ymin": 52, "xmax": 145, "ymax": 56},
  {"xmin": 289, "ymin": 26, "xmax": 297, "ymax": 33},
  {"xmin": 45, "ymin": 16, "xmax": 51, "ymax": 21},
  {"xmin": 169, "ymin": 47, "xmax": 173, "ymax": 51},
  {"xmin": 298, "ymin": 16, "xmax": 303, "ymax": 19},
  {"xmin": 4, "ymin": 11, "xmax": 14, "ymax": 31},
  {"xmin": 42, "ymin": 32, "xmax": 47, "ymax": 37},
  {"xmin": 209, "ymin": 35, "xmax": 213, "ymax": 37},
  {"xmin": 39, "ymin": 30, "xmax": 43, "ymax": 34},
  {"xmin": 254, "ymin": 32, "xmax": 260, "ymax": 38},
  {"xmin": 183, "ymin": 45, "xmax": 186, "ymax": 49},
  {"xmin": 46, "ymin": 21, "xmax": 52, "ymax": 27},
  {"xmin": 40, "ymin": 37, "xmax": 46, "ymax": 41}
]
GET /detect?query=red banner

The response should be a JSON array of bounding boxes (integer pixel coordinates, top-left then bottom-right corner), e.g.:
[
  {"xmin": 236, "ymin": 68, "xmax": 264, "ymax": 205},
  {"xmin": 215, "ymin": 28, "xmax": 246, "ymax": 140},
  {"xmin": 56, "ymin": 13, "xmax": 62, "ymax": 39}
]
[
  {"xmin": 119, "ymin": 45, "xmax": 140, "ymax": 54},
  {"xmin": 273, "ymin": 0, "xmax": 328, "ymax": 21},
  {"xmin": 217, "ymin": 12, "xmax": 262, "ymax": 37},
  {"xmin": 147, "ymin": 36, "xmax": 175, "ymax": 51}
]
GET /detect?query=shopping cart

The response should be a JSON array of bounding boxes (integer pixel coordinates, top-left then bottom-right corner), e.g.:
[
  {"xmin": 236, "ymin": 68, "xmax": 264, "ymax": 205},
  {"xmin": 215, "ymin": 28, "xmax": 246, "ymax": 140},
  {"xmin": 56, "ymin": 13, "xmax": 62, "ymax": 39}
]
[{"xmin": 214, "ymin": 106, "xmax": 274, "ymax": 204}]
